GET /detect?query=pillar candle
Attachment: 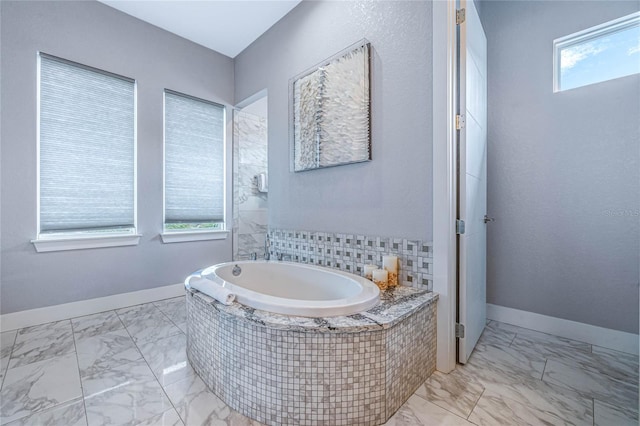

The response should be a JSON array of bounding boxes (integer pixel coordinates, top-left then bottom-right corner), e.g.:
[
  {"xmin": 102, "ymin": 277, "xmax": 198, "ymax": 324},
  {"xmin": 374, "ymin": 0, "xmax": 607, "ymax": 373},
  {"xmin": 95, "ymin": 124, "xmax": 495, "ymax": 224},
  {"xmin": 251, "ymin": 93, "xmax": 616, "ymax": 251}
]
[
  {"xmin": 382, "ymin": 255, "xmax": 399, "ymax": 287},
  {"xmin": 364, "ymin": 264, "xmax": 378, "ymax": 280},
  {"xmin": 372, "ymin": 269, "xmax": 389, "ymax": 291}
]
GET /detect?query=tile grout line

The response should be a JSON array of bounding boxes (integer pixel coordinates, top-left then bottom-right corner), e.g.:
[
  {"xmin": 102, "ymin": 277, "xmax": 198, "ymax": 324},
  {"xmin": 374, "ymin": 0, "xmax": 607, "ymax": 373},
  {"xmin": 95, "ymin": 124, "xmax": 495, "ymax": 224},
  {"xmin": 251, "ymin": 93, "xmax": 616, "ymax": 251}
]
[
  {"xmin": 592, "ymin": 397, "xmax": 595, "ymax": 426},
  {"xmin": 466, "ymin": 387, "xmax": 486, "ymax": 422},
  {"xmin": 0, "ymin": 330, "xmax": 18, "ymax": 392},
  {"xmin": 115, "ymin": 304, "xmax": 186, "ymax": 425},
  {"xmin": 70, "ymin": 319, "xmax": 91, "ymax": 426}
]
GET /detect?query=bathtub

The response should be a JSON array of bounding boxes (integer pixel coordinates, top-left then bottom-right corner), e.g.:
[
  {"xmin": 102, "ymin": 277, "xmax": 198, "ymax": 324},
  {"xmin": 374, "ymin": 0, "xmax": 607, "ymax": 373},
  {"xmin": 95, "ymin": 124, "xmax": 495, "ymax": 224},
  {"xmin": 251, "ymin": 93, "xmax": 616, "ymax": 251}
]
[{"xmin": 186, "ymin": 260, "xmax": 380, "ymax": 317}]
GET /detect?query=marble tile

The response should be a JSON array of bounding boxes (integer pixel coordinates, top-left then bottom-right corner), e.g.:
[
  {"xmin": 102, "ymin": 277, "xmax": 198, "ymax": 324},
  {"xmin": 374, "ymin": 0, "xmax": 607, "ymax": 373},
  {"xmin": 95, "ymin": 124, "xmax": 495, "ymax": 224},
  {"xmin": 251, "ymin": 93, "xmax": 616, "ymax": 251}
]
[
  {"xmin": 468, "ymin": 379, "xmax": 593, "ymax": 426},
  {"xmin": 4, "ymin": 398, "xmax": 86, "ymax": 426},
  {"xmin": 134, "ymin": 409, "xmax": 184, "ymax": 426},
  {"xmin": 137, "ymin": 333, "xmax": 194, "ymax": 387},
  {"xmin": 71, "ymin": 311, "xmax": 124, "ymax": 340},
  {"xmin": 594, "ymin": 399, "xmax": 639, "ymax": 426},
  {"xmin": 475, "ymin": 325, "xmax": 515, "ymax": 350},
  {"xmin": 116, "ymin": 303, "xmax": 161, "ymax": 323},
  {"xmin": 0, "ymin": 331, "xmax": 17, "ymax": 383},
  {"xmin": 175, "ymin": 322, "xmax": 187, "ymax": 334},
  {"xmin": 82, "ymin": 359, "xmax": 173, "ymax": 426},
  {"xmin": 543, "ymin": 358, "xmax": 639, "ymax": 409},
  {"xmin": 75, "ymin": 329, "xmax": 142, "ymax": 377},
  {"xmin": 164, "ymin": 374, "xmax": 254, "ymax": 426},
  {"xmin": 384, "ymin": 394, "xmax": 474, "ymax": 425},
  {"xmin": 467, "ymin": 342, "xmax": 546, "ymax": 382},
  {"xmin": 509, "ymin": 328, "xmax": 591, "ymax": 363},
  {"xmin": 9, "ymin": 321, "xmax": 75, "ymax": 368},
  {"xmin": 591, "ymin": 345, "xmax": 639, "ymax": 380},
  {"xmin": 117, "ymin": 305, "xmax": 182, "ymax": 345},
  {"xmin": 415, "ymin": 370, "xmax": 484, "ymax": 418},
  {"xmin": 154, "ymin": 298, "xmax": 187, "ymax": 326},
  {"xmin": 0, "ymin": 353, "xmax": 82, "ymax": 425},
  {"xmin": 15, "ymin": 320, "xmax": 71, "ymax": 341}
]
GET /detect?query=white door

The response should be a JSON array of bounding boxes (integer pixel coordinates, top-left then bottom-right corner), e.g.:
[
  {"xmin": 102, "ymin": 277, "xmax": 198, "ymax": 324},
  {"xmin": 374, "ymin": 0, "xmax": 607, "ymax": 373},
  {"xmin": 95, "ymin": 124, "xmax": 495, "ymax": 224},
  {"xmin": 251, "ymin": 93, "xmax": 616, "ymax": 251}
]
[{"xmin": 458, "ymin": 0, "xmax": 488, "ymax": 364}]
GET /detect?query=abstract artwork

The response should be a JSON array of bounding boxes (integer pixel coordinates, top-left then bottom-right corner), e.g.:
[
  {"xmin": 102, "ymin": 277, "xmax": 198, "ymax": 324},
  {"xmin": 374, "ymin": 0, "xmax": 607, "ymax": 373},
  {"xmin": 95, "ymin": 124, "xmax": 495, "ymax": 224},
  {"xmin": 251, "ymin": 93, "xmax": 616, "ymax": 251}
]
[{"xmin": 291, "ymin": 40, "xmax": 371, "ymax": 172}]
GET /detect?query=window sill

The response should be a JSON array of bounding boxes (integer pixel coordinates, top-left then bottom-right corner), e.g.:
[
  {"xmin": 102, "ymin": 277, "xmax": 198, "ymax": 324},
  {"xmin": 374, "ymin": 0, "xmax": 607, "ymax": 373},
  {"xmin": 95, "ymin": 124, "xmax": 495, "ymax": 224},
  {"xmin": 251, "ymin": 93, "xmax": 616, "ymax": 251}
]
[
  {"xmin": 161, "ymin": 230, "xmax": 229, "ymax": 244},
  {"xmin": 32, "ymin": 234, "xmax": 142, "ymax": 253}
]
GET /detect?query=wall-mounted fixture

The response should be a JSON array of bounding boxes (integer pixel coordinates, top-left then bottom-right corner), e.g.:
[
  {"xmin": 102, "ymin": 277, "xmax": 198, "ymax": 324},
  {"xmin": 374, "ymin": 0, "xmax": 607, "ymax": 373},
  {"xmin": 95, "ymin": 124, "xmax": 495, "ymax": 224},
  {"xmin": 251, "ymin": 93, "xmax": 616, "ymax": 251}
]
[{"xmin": 255, "ymin": 172, "xmax": 268, "ymax": 193}]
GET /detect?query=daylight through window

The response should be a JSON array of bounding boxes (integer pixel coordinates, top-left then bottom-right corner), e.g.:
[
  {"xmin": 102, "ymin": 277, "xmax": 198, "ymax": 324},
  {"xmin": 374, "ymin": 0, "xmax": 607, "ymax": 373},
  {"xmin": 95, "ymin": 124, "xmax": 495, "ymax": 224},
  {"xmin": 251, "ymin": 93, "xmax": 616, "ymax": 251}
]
[
  {"xmin": 38, "ymin": 53, "xmax": 136, "ymax": 237},
  {"xmin": 554, "ymin": 12, "xmax": 640, "ymax": 92},
  {"xmin": 164, "ymin": 90, "xmax": 225, "ymax": 232}
]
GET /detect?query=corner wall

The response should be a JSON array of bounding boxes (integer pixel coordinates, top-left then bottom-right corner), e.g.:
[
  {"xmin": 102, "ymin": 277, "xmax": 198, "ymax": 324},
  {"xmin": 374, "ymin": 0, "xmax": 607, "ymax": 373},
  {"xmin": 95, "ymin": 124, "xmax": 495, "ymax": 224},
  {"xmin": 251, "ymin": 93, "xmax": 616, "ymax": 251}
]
[
  {"xmin": 0, "ymin": 1, "xmax": 235, "ymax": 314},
  {"xmin": 234, "ymin": 1, "xmax": 433, "ymax": 241},
  {"xmin": 480, "ymin": 1, "xmax": 640, "ymax": 333}
]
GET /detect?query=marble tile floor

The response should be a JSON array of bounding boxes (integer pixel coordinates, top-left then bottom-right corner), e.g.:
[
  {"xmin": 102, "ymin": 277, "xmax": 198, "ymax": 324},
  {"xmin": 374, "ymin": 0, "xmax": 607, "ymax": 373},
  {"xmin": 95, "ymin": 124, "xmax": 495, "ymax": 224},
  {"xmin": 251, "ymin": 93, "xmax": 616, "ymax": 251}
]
[{"xmin": 0, "ymin": 296, "xmax": 637, "ymax": 426}]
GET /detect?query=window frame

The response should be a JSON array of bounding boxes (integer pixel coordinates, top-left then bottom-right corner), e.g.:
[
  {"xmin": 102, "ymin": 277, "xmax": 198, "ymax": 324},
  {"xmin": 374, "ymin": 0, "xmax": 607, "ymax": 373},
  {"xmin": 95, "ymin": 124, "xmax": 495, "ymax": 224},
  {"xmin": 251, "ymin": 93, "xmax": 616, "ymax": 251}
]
[
  {"xmin": 32, "ymin": 52, "xmax": 140, "ymax": 252},
  {"xmin": 553, "ymin": 12, "xmax": 640, "ymax": 93},
  {"xmin": 161, "ymin": 89, "xmax": 228, "ymax": 243}
]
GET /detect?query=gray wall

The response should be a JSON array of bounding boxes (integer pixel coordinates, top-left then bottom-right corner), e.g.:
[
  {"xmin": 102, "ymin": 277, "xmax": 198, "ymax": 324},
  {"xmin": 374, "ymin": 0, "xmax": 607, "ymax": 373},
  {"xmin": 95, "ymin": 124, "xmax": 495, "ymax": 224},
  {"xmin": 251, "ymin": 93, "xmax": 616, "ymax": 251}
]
[
  {"xmin": 234, "ymin": 0, "xmax": 433, "ymax": 241},
  {"xmin": 480, "ymin": 1, "xmax": 640, "ymax": 333},
  {"xmin": 0, "ymin": 1, "xmax": 235, "ymax": 314}
]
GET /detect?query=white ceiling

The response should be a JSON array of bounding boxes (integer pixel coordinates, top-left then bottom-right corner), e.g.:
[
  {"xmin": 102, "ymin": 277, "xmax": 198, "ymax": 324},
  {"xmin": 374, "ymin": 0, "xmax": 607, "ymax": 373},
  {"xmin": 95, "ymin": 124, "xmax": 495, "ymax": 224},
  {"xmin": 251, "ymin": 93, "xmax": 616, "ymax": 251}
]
[{"xmin": 98, "ymin": 0, "xmax": 302, "ymax": 58}]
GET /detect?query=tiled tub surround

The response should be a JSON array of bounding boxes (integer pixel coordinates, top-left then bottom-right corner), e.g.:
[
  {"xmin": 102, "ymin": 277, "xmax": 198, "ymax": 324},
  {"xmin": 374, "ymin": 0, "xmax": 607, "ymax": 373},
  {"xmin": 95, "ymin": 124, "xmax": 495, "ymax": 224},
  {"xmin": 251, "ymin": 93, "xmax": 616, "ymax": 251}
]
[
  {"xmin": 186, "ymin": 286, "xmax": 438, "ymax": 425},
  {"xmin": 267, "ymin": 229, "xmax": 433, "ymax": 291}
]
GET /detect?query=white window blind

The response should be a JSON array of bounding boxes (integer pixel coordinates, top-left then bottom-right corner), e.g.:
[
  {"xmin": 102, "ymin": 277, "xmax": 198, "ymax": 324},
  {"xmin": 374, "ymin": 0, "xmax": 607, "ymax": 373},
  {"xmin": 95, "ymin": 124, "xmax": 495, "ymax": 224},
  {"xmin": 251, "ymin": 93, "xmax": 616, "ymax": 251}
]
[
  {"xmin": 39, "ymin": 54, "xmax": 136, "ymax": 234},
  {"xmin": 164, "ymin": 91, "xmax": 225, "ymax": 228}
]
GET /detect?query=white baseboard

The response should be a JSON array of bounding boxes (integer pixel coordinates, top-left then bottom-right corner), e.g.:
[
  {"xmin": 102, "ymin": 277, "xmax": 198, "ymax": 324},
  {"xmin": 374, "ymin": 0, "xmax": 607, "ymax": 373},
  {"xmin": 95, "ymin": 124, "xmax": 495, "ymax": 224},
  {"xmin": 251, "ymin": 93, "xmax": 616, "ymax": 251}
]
[
  {"xmin": 0, "ymin": 283, "xmax": 185, "ymax": 332},
  {"xmin": 487, "ymin": 303, "xmax": 639, "ymax": 355}
]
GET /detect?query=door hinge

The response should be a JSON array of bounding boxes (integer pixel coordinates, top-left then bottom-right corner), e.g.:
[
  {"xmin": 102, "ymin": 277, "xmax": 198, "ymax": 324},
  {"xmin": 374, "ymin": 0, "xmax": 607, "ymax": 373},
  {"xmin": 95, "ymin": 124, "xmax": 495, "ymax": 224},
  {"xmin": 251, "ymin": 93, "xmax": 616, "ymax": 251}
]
[
  {"xmin": 456, "ymin": 114, "xmax": 465, "ymax": 130},
  {"xmin": 455, "ymin": 323, "xmax": 465, "ymax": 338},
  {"xmin": 456, "ymin": 8, "xmax": 466, "ymax": 25},
  {"xmin": 456, "ymin": 219, "xmax": 465, "ymax": 235}
]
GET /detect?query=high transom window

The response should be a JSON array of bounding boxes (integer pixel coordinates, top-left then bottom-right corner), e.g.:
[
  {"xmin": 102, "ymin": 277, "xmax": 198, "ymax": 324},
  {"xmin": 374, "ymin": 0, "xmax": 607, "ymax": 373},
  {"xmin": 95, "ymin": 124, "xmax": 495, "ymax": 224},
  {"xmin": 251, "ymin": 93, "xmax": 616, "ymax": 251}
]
[{"xmin": 554, "ymin": 12, "xmax": 640, "ymax": 92}]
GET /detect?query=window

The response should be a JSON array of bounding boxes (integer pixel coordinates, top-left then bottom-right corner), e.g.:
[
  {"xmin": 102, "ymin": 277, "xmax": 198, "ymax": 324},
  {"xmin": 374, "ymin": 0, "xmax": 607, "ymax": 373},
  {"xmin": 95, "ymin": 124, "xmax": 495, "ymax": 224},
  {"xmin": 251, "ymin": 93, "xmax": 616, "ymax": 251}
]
[
  {"xmin": 163, "ymin": 90, "xmax": 226, "ymax": 240},
  {"xmin": 554, "ymin": 12, "xmax": 640, "ymax": 92},
  {"xmin": 35, "ymin": 53, "xmax": 138, "ymax": 251}
]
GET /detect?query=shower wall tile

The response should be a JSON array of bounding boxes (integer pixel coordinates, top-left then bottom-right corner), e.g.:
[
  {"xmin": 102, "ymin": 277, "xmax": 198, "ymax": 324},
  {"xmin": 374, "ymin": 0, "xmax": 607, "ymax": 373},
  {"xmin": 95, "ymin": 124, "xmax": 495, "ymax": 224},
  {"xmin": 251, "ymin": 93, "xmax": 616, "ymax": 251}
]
[
  {"xmin": 268, "ymin": 228, "xmax": 434, "ymax": 291},
  {"xmin": 233, "ymin": 110, "xmax": 268, "ymax": 260}
]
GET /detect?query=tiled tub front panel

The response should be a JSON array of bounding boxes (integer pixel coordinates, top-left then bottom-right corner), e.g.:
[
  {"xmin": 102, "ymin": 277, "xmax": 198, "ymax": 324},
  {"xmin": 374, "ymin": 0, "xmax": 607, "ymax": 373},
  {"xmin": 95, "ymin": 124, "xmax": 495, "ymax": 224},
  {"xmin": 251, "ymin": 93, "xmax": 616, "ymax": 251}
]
[
  {"xmin": 268, "ymin": 229, "xmax": 433, "ymax": 291},
  {"xmin": 186, "ymin": 292, "xmax": 437, "ymax": 425}
]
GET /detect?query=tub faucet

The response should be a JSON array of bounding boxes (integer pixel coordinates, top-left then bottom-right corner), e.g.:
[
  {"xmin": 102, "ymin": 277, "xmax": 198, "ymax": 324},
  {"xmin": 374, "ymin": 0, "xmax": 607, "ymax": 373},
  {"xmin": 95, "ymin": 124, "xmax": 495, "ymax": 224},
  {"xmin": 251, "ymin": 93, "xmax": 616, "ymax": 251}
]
[{"xmin": 264, "ymin": 234, "xmax": 270, "ymax": 260}]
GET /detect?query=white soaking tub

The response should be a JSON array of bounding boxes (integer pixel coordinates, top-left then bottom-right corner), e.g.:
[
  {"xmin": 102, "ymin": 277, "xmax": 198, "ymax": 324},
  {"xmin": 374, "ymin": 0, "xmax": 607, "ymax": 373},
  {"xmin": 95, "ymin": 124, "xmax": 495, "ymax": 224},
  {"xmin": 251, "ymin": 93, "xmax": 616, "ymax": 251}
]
[{"xmin": 186, "ymin": 260, "xmax": 380, "ymax": 317}]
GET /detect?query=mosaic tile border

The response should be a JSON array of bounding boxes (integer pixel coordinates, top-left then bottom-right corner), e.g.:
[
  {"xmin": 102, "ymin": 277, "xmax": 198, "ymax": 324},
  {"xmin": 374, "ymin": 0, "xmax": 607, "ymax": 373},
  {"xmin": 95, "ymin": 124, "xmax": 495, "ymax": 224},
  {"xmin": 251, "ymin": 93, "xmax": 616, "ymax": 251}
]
[
  {"xmin": 186, "ymin": 292, "xmax": 437, "ymax": 425},
  {"xmin": 268, "ymin": 228, "xmax": 433, "ymax": 291}
]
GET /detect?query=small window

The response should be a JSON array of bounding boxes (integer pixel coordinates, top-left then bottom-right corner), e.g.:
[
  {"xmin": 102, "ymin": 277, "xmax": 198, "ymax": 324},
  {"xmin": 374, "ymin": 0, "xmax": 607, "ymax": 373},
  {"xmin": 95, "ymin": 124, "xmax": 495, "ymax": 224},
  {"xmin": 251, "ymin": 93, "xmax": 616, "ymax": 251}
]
[
  {"xmin": 554, "ymin": 12, "xmax": 640, "ymax": 92},
  {"xmin": 163, "ymin": 90, "xmax": 225, "ymax": 233},
  {"xmin": 38, "ymin": 53, "xmax": 136, "ymax": 238}
]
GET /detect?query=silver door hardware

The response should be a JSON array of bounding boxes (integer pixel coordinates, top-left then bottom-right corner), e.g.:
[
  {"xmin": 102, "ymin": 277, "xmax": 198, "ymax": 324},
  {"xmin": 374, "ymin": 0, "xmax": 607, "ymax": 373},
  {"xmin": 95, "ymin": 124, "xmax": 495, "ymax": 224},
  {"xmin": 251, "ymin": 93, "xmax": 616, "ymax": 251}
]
[
  {"xmin": 456, "ymin": 8, "xmax": 466, "ymax": 25},
  {"xmin": 483, "ymin": 215, "xmax": 495, "ymax": 223},
  {"xmin": 455, "ymin": 323, "xmax": 465, "ymax": 338},
  {"xmin": 456, "ymin": 114, "xmax": 465, "ymax": 130},
  {"xmin": 456, "ymin": 219, "xmax": 466, "ymax": 235}
]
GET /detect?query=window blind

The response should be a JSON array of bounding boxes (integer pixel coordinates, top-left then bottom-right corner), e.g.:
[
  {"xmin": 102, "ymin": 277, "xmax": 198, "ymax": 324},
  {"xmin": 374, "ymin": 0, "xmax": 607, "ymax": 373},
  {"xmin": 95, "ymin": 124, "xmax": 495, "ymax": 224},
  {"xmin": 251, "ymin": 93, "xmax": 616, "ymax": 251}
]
[
  {"xmin": 164, "ymin": 91, "xmax": 225, "ymax": 224},
  {"xmin": 39, "ymin": 54, "xmax": 135, "ymax": 233}
]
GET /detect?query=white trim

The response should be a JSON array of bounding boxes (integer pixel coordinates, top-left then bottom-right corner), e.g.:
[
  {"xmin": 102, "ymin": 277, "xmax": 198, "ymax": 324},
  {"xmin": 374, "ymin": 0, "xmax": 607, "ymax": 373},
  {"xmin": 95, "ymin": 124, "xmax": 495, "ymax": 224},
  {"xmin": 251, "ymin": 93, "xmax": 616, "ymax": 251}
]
[
  {"xmin": 161, "ymin": 230, "xmax": 229, "ymax": 243},
  {"xmin": 432, "ymin": 0, "xmax": 458, "ymax": 373},
  {"xmin": 487, "ymin": 303, "xmax": 639, "ymax": 355},
  {"xmin": 32, "ymin": 233, "xmax": 141, "ymax": 252},
  {"xmin": 0, "ymin": 283, "xmax": 185, "ymax": 332}
]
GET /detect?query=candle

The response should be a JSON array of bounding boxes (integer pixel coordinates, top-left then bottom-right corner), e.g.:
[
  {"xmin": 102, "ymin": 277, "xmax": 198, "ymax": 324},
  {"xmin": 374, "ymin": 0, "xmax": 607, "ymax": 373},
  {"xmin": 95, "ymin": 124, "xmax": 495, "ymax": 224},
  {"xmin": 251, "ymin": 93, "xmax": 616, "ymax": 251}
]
[
  {"xmin": 382, "ymin": 255, "xmax": 399, "ymax": 287},
  {"xmin": 372, "ymin": 269, "xmax": 389, "ymax": 291},
  {"xmin": 364, "ymin": 264, "xmax": 378, "ymax": 280}
]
